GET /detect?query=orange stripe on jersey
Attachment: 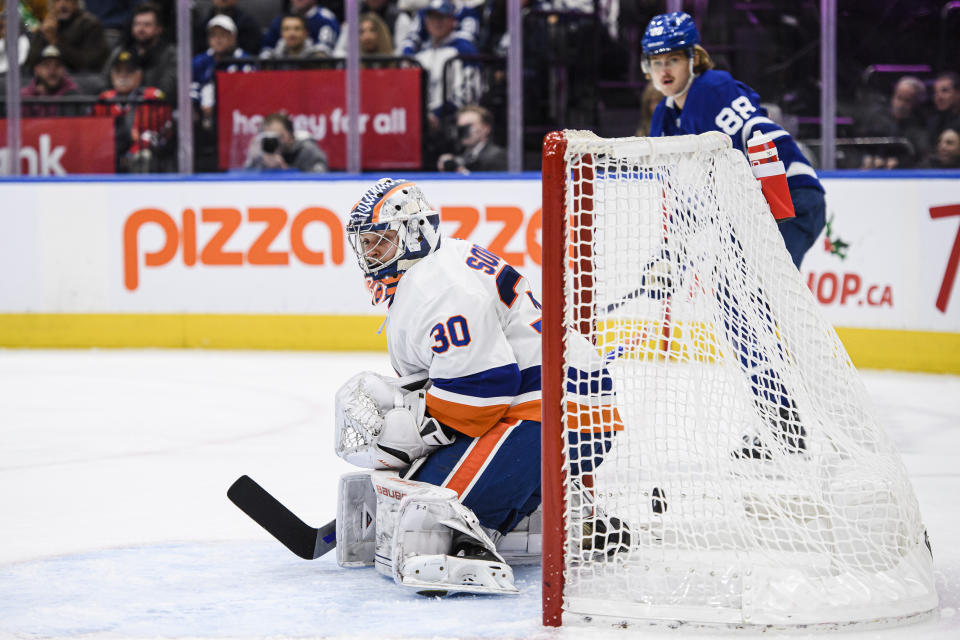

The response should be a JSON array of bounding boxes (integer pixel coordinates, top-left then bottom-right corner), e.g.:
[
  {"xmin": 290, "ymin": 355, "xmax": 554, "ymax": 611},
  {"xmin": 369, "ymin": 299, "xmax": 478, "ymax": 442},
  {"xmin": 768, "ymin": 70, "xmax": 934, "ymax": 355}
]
[
  {"xmin": 444, "ymin": 419, "xmax": 516, "ymax": 497},
  {"xmin": 426, "ymin": 394, "xmax": 508, "ymax": 438},
  {"xmin": 371, "ymin": 182, "xmax": 414, "ymax": 223},
  {"xmin": 504, "ymin": 399, "xmax": 541, "ymax": 423},
  {"xmin": 565, "ymin": 401, "xmax": 625, "ymax": 433}
]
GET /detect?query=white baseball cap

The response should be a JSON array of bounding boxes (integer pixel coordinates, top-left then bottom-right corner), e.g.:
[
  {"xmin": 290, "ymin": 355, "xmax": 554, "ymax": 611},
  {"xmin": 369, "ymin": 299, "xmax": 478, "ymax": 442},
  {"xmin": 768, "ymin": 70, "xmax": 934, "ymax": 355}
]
[{"xmin": 207, "ymin": 14, "xmax": 238, "ymax": 35}]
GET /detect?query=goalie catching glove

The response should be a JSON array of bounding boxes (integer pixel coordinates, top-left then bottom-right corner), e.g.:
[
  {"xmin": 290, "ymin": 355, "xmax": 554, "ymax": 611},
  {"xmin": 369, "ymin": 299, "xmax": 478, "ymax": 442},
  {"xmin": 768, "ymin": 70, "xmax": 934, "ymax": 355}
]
[{"xmin": 335, "ymin": 371, "xmax": 455, "ymax": 470}]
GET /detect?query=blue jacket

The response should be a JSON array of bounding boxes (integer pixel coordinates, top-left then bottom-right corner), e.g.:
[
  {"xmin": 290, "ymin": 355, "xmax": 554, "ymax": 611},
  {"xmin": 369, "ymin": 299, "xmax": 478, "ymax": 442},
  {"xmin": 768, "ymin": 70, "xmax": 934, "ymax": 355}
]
[{"xmin": 261, "ymin": 6, "xmax": 341, "ymax": 56}]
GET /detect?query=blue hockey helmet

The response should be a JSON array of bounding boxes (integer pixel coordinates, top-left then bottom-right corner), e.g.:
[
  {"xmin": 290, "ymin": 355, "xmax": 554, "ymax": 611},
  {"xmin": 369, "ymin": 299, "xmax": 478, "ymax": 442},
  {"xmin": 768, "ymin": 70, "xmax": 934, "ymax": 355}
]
[
  {"xmin": 641, "ymin": 11, "xmax": 699, "ymax": 57},
  {"xmin": 346, "ymin": 178, "xmax": 441, "ymax": 304}
]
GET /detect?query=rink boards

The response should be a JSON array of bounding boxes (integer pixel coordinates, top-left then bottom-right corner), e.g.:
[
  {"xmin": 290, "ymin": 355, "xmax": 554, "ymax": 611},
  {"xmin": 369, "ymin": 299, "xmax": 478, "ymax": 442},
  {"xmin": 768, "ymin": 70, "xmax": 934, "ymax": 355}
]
[{"xmin": 0, "ymin": 172, "xmax": 957, "ymax": 372}]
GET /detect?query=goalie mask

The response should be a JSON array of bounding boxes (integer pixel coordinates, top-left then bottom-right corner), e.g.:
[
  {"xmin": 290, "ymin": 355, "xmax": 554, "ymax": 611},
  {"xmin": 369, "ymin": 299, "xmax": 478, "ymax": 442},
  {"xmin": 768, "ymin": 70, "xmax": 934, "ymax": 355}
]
[
  {"xmin": 641, "ymin": 11, "xmax": 699, "ymax": 97},
  {"xmin": 346, "ymin": 178, "xmax": 442, "ymax": 305}
]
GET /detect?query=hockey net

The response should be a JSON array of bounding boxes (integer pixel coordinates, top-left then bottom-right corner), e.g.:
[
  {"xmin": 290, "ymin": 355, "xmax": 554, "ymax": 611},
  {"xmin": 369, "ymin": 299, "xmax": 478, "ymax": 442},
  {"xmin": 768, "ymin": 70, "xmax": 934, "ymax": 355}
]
[{"xmin": 540, "ymin": 130, "xmax": 937, "ymax": 628}]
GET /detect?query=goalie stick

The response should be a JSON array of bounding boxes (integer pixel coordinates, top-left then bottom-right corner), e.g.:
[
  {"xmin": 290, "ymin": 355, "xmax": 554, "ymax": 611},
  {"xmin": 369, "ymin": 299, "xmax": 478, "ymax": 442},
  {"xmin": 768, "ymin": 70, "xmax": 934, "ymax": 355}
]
[
  {"xmin": 229, "ymin": 458, "xmax": 431, "ymax": 560},
  {"xmin": 228, "ymin": 475, "xmax": 336, "ymax": 560},
  {"xmin": 603, "ymin": 247, "xmax": 686, "ymax": 314}
]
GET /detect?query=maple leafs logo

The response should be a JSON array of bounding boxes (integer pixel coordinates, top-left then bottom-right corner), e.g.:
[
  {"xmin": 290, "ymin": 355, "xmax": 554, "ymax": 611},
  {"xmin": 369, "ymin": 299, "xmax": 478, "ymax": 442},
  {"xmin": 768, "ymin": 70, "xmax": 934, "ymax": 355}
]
[{"xmin": 822, "ymin": 213, "xmax": 849, "ymax": 260}]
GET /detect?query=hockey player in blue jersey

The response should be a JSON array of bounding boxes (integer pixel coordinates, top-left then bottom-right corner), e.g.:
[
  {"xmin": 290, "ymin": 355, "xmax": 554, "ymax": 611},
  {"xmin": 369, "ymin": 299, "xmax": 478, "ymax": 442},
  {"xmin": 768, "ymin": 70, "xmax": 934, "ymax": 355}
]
[
  {"xmin": 332, "ymin": 178, "xmax": 627, "ymax": 595},
  {"xmin": 642, "ymin": 12, "xmax": 814, "ymax": 460},
  {"xmin": 642, "ymin": 11, "xmax": 826, "ymax": 269}
]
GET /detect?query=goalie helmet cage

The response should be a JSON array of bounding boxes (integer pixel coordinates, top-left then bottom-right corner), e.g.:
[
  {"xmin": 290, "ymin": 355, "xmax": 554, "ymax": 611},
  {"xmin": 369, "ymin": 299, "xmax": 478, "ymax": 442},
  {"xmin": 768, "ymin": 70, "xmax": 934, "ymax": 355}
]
[{"xmin": 539, "ymin": 130, "xmax": 937, "ymax": 629}]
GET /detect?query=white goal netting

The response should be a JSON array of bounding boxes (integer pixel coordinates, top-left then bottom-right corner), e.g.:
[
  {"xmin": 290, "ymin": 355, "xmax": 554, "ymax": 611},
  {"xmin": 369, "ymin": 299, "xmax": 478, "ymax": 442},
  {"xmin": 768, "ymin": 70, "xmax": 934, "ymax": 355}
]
[{"xmin": 553, "ymin": 131, "xmax": 937, "ymax": 627}]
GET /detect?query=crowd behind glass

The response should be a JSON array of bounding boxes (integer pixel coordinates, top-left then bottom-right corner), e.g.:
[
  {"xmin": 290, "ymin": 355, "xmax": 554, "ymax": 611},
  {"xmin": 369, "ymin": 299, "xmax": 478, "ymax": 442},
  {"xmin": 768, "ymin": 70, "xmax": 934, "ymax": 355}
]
[{"xmin": 1, "ymin": 0, "xmax": 958, "ymax": 174}]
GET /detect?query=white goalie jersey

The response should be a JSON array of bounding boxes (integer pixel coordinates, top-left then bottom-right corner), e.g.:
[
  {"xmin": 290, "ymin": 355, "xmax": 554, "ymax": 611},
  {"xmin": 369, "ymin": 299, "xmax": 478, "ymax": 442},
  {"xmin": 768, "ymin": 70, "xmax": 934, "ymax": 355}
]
[{"xmin": 383, "ymin": 237, "xmax": 543, "ymax": 438}]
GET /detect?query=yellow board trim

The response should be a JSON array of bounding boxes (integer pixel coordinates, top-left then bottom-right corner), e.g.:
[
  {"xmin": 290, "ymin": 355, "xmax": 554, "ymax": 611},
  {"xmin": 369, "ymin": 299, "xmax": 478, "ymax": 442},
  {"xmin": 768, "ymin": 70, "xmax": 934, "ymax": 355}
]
[
  {"xmin": 593, "ymin": 318, "xmax": 960, "ymax": 374},
  {"xmin": 0, "ymin": 314, "xmax": 958, "ymax": 374},
  {"xmin": 0, "ymin": 314, "xmax": 388, "ymax": 351},
  {"xmin": 834, "ymin": 327, "xmax": 960, "ymax": 374}
]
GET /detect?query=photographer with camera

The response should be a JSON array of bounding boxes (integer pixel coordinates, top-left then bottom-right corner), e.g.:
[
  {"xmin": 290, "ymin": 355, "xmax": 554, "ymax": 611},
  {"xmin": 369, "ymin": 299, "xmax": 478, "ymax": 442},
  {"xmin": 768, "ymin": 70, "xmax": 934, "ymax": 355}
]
[
  {"xmin": 244, "ymin": 112, "xmax": 329, "ymax": 173},
  {"xmin": 436, "ymin": 104, "xmax": 507, "ymax": 174}
]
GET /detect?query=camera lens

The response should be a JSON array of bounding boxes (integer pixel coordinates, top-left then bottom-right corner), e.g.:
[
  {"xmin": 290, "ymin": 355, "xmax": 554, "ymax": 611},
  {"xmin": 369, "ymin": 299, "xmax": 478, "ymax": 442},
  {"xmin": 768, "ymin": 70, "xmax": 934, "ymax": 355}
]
[{"xmin": 261, "ymin": 134, "xmax": 280, "ymax": 154}]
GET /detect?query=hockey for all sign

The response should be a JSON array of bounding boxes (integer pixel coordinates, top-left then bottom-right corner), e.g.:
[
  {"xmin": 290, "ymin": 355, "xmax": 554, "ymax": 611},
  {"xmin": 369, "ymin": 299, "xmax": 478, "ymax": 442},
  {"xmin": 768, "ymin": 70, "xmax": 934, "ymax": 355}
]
[
  {"xmin": 0, "ymin": 116, "xmax": 115, "ymax": 175},
  {"xmin": 216, "ymin": 68, "xmax": 422, "ymax": 171}
]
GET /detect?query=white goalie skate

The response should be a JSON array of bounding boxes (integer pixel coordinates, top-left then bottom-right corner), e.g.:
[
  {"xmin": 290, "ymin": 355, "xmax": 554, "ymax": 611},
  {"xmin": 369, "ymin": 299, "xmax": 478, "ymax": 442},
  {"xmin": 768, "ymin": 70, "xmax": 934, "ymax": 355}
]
[{"xmin": 400, "ymin": 530, "xmax": 517, "ymax": 596}]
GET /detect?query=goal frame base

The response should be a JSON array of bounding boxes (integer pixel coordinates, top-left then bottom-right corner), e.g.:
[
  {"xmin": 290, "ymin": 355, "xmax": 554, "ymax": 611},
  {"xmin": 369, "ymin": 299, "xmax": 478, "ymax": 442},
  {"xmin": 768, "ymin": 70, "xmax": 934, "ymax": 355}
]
[{"xmin": 559, "ymin": 608, "xmax": 939, "ymax": 634}]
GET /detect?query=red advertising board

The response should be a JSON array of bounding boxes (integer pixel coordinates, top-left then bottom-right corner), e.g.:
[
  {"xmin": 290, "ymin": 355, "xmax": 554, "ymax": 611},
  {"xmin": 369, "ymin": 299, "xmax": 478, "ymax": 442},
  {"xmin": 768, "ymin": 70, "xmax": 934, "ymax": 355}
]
[
  {"xmin": 216, "ymin": 68, "xmax": 422, "ymax": 171},
  {"xmin": 0, "ymin": 116, "xmax": 116, "ymax": 175}
]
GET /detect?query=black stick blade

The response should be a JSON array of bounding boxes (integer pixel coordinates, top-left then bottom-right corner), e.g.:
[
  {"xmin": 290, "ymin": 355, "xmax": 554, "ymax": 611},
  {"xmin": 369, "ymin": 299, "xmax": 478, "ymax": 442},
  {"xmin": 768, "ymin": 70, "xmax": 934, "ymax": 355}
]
[{"xmin": 227, "ymin": 475, "xmax": 334, "ymax": 560}]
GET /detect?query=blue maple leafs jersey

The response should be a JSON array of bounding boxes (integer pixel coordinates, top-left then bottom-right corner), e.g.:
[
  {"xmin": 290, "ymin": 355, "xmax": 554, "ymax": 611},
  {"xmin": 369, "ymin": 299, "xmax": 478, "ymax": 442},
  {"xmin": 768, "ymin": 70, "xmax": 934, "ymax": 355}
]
[{"xmin": 649, "ymin": 70, "xmax": 823, "ymax": 194}]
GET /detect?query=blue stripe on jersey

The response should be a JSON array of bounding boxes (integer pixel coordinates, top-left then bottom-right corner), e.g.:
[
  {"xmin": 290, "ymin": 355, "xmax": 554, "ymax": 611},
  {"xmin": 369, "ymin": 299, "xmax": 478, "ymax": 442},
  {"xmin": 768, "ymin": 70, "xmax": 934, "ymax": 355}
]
[
  {"xmin": 496, "ymin": 265, "xmax": 522, "ymax": 307},
  {"xmin": 518, "ymin": 366, "xmax": 541, "ymax": 395},
  {"xmin": 432, "ymin": 363, "xmax": 521, "ymax": 399},
  {"xmin": 566, "ymin": 366, "xmax": 614, "ymax": 395}
]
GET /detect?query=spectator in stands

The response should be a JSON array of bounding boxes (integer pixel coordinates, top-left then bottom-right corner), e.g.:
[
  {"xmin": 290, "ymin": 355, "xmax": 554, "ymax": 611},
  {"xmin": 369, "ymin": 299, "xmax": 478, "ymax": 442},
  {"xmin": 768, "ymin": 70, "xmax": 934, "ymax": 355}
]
[
  {"xmin": 191, "ymin": 15, "xmax": 252, "ymax": 128},
  {"xmin": 96, "ymin": 50, "xmax": 173, "ymax": 172},
  {"xmin": 103, "ymin": 3, "xmax": 176, "ymax": 100},
  {"xmin": 84, "ymin": 0, "xmax": 136, "ymax": 49},
  {"xmin": 436, "ymin": 104, "xmax": 506, "ymax": 173},
  {"xmin": 26, "ymin": 0, "xmax": 110, "ymax": 75},
  {"xmin": 21, "ymin": 44, "xmax": 79, "ymax": 114},
  {"xmin": 928, "ymin": 72, "xmax": 960, "ymax": 147},
  {"xmin": 191, "ymin": 13, "xmax": 254, "ymax": 171},
  {"xmin": 410, "ymin": 0, "xmax": 479, "ymax": 131},
  {"xmin": 261, "ymin": 0, "xmax": 340, "ymax": 58},
  {"xmin": 243, "ymin": 112, "xmax": 329, "ymax": 172},
  {"xmin": 363, "ymin": 0, "xmax": 401, "ymax": 37},
  {"xmin": 260, "ymin": 14, "xmax": 321, "ymax": 59},
  {"xmin": 398, "ymin": 0, "xmax": 479, "ymax": 56},
  {"xmin": 855, "ymin": 75, "xmax": 929, "ymax": 169},
  {"xmin": 359, "ymin": 11, "xmax": 395, "ymax": 56},
  {"xmin": 925, "ymin": 125, "xmax": 960, "ymax": 169},
  {"xmin": 0, "ymin": 13, "xmax": 30, "ymax": 78},
  {"xmin": 333, "ymin": 9, "xmax": 396, "ymax": 60},
  {"xmin": 193, "ymin": 0, "xmax": 262, "ymax": 56}
]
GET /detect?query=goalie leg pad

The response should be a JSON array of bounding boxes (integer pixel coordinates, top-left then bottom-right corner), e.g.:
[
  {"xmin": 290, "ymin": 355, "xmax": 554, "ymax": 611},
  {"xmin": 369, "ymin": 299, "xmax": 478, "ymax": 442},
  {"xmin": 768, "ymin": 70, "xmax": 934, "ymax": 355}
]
[
  {"xmin": 336, "ymin": 471, "xmax": 379, "ymax": 567},
  {"xmin": 393, "ymin": 486, "xmax": 517, "ymax": 595},
  {"xmin": 371, "ymin": 472, "xmax": 518, "ymax": 595},
  {"xmin": 370, "ymin": 470, "xmax": 458, "ymax": 577}
]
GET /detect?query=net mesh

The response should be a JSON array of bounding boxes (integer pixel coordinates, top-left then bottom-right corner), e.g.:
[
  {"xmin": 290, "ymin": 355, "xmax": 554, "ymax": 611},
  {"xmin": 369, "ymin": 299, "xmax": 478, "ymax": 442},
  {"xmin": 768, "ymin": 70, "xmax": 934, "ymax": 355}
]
[{"xmin": 556, "ymin": 131, "xmax": 936, "ymax": 626}]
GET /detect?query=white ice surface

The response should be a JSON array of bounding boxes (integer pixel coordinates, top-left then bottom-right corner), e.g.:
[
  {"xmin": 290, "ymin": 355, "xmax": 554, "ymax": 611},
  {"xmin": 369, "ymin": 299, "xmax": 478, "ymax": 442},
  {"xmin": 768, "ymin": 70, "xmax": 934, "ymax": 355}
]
[{"xmin": 1, "ymin": 349, "xmax": 958, "ymax": 639}]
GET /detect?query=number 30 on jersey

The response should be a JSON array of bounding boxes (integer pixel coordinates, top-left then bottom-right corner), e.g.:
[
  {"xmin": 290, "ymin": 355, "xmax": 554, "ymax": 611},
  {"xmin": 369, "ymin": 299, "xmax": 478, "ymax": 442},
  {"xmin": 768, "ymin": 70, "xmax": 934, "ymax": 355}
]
[{"xmin": 430, "ymin": 316, "xmax": 471, "ymax": 354}]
